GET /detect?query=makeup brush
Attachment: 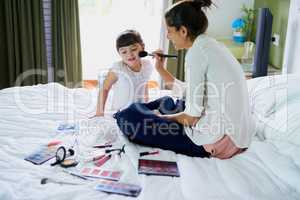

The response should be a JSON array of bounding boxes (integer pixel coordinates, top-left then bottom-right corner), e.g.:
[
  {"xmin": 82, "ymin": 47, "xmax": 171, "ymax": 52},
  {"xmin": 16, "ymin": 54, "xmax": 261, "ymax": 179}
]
[
  {"xmin": 40, "ymin": 177, "xmax": 79, "ymax": 185},
  {"xmin": 138, "ymin": 51, "xmax": 178, "ymax": 58}
]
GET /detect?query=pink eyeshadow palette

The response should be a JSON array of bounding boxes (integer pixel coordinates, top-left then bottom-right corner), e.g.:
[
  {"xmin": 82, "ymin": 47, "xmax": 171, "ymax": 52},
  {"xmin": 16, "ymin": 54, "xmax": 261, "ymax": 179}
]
[
  {"xmin": 138, "ymin": 159, "xmax": 180, "ymax": 177},
  {"xmin": 80, "ymin": 167, "xmax": 122, "ymax": 181}
]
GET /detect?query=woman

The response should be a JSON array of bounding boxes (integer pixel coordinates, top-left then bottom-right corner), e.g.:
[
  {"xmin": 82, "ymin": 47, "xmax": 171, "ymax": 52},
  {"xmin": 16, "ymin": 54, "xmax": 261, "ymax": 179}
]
[{"xmin": 114, "ymin": 0, "xmax": 255, "ymax": 159}]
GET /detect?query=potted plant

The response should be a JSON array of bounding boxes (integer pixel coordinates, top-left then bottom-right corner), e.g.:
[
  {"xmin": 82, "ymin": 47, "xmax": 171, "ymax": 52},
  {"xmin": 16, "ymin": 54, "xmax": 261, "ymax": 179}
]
[
  {"xmin": 241, "ymin": 4, "xmax": 255, "ymax": 42},
  {"xmin": 240, "ymin": 5, "xmax": 255, "ymax": 66}
]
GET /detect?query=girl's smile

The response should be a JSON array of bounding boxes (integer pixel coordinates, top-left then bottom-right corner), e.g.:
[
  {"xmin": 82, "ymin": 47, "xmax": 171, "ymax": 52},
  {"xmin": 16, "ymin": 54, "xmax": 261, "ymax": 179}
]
[{"xmin": 118, "ymin": 43, "xmax": 144, "ymax": 68}]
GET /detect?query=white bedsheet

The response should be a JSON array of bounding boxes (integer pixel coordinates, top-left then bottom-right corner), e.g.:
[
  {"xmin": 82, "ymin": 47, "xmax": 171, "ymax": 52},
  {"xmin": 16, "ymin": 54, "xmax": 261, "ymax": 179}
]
[{"xmin": 0, "ymin": 82, "xmax": 300, "ymax": 200}]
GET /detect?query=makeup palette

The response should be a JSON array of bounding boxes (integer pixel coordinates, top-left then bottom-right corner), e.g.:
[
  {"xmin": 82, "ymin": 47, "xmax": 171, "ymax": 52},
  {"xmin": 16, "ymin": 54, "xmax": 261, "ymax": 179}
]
[
  {"xmin": 138, "ymin": 159, "xmax": 180, "ymax": 177},
  {"xmin": 95, "ymin": 180, "xmax": 142, "ymax": 197},
  {"xmin": 80, "ymin": 167, "xmax": 123, "ymax": 181},
  {"xmin": 25, "ymin": 145, "xmax": 57, "ymax": 165}
]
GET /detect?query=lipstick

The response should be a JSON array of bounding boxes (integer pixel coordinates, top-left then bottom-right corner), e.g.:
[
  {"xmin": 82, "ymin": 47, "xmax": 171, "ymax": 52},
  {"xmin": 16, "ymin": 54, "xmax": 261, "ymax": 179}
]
[
  {"xmin": 139, "ymin": 150, "xmax": 159, "ymax": 157},
  {"xmin": 94, "ymin": 154, "xmax": 112, "ymax": 167}
]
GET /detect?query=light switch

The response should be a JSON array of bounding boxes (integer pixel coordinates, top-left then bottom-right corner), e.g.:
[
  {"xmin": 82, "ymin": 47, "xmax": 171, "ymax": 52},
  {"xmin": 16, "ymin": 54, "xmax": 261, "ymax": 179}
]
[{"xmin": 272, "ymin": 33, "xmax": 280, "ymax": 46}]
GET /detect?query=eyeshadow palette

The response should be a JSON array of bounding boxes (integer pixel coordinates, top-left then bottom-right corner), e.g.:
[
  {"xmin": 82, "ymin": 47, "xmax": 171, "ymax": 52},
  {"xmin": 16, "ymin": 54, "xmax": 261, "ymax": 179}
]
[
  {"xmin": 24, "ymin": 145, "xmax": 57, "ymax": 165},
  {"xmin": 95, "ymin": 180, "xmax": 142, "ymax": 197},
  {"xmin": 138, "ymin": 159, "xmax": 180, "ymax": 177},
  {"xmin": 80, "ymin": 167, "xmax": 123, "ymax": 181}
]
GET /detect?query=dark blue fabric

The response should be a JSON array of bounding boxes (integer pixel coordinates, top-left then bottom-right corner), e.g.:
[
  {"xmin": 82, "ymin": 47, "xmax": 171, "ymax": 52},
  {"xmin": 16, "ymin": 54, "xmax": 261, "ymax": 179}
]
[
  {"xmin": 114, "ymin": 96, "xmax": 210, "ymax": 158},
  {"xmin": 142, "ymin": 96, "xmax": 185, "ymax": 115}
]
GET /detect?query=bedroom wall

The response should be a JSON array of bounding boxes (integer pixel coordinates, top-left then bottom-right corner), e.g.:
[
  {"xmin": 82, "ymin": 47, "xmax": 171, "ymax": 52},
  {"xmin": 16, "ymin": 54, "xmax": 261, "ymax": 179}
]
[
  {"xmin": 206, "ymin": 0, "xmax": 290, "ymax": 69},
  {"xmin": 253, "ymin": 0, "xmax": 291, "ymax": 69},
  {"xmin": 206, "ymin": 0, "xmax": 255, "ymax": 39}
]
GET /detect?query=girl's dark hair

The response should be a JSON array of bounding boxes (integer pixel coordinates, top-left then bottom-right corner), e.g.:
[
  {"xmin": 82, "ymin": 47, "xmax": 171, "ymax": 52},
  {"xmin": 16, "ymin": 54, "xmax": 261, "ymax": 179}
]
[
  {"xmin": 116, "ymin": 30, "xmax": 145, "ymax": 51},
  {"xmin": 165, "ymin": 0, "xmax": 213, "ymax": 40}
]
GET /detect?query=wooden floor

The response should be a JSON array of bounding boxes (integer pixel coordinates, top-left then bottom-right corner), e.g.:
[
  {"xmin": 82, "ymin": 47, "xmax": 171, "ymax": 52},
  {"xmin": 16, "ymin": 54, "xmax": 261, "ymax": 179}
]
[{"xmin": 83, "ymin": 80, "xmax": 98, "ymax": 89}]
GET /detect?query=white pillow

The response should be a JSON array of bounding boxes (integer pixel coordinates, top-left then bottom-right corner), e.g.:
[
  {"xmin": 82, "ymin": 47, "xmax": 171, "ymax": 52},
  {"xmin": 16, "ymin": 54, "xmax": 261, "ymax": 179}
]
[
  {"xmin": 248, "ymin": 74, "xmax": 300, "ymax": 145},
  {"xmin": 263, "ymin": 99, "xmax": 300, "ymax": 145},
  {"xmin": 248, "ymin": 74, "xmax": 300, "ymax": 118}
]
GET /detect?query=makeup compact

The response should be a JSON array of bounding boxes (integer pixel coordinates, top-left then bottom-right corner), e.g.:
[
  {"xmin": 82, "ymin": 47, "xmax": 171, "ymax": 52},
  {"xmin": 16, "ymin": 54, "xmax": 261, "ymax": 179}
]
[
  {"xmin": 60, "ymin": 159, "xmax": 78, "ymax": 168},
  {"xmin": 51, "ymin": 146, "xmax": 78, "ymax": 168}
]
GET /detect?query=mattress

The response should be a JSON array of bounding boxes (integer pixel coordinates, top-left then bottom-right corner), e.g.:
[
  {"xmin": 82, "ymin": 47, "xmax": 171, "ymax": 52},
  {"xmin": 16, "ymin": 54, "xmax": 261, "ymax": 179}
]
[{"xmin": 0, "ymin": 77, "xmax": 300, "ymax": 200}]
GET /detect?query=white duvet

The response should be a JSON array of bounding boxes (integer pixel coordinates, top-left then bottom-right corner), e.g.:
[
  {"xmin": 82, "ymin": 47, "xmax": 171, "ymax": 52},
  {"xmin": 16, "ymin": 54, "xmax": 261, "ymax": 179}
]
[{"xmin": 0, "ymin": 78, "xmax": 300, "ymax": 200}]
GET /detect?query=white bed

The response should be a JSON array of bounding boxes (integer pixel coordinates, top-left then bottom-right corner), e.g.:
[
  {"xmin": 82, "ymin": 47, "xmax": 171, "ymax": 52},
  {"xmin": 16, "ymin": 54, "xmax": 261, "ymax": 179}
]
[{"xmin": 1, "ymin": 75, "xmax": 300, "ymax": 200}]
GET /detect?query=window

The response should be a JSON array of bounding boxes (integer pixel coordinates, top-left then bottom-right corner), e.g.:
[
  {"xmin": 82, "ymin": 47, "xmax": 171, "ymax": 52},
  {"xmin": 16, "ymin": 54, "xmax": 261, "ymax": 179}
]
[{"xmin": 79, "ymin": 0, "xmax": 167, "ymax": 83}]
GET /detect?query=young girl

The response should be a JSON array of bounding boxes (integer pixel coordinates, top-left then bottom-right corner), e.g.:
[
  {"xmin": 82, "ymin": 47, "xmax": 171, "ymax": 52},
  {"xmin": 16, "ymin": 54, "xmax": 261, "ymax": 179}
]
[{"xmin": 92, "ymin": 30, "xmax": 153, "ymax": 117}]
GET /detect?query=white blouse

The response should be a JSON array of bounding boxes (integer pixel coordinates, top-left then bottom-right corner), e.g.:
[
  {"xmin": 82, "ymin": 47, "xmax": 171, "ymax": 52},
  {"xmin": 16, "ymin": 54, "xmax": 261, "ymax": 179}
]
[
  {"xmin": 173, "ymin": 35, "xmax": 255, "ymax": 148},
  {"xmin": 110, "ymin": 59, "xmax": 153, "ymax": 110}
]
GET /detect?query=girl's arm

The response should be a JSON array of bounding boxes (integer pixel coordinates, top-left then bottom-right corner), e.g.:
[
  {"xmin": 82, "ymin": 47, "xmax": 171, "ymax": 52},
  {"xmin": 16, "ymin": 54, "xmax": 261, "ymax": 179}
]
[
  {"xmin": 94, "ymin": 71, "xmax": 118, "ymax": 117},
  {"xmin": 152, "ymin": 50, "xmax": 175, "ymax": 90}
]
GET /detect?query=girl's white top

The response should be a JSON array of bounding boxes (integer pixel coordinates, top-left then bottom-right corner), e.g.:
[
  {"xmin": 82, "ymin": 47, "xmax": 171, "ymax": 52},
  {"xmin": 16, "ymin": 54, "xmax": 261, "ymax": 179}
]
[
  {"xmin": 110, "ymin": 59, "xmax": 153, "ymax": 110},
  {"xmin": 174, "ymin": 34, "xmax": 255, "ymax": 148}
]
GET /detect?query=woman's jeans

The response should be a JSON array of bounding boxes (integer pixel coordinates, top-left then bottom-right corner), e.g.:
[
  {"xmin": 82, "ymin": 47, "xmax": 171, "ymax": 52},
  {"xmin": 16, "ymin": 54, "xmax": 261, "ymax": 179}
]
[{"xmin": 114, "ymin": 96, "xmax": 210, "ymax": 158}]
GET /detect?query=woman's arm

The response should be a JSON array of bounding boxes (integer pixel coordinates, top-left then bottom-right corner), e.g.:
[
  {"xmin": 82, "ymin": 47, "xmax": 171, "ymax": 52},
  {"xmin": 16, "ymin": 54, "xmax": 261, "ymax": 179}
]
[
  {"xmin": 152, "ymin": 50, "xmax": 175, "ymax": 90},
  {"xmin": 94, "ymin": 71, "xmax": 118, "ymax": 117},
  {"xmin": 160, "ymin": 112, "xmax": 200, "ymax": 127}
]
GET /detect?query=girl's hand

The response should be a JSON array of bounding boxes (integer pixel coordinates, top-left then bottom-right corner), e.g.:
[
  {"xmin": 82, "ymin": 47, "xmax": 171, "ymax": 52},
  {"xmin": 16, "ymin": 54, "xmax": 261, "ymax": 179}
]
[
  {"xmin": 89, "ymin": 112, "xmax": 104, "ymax": 119},
  {"xmin": 152, "ymin": 49, "xmax": 166, "ymax": 71}
]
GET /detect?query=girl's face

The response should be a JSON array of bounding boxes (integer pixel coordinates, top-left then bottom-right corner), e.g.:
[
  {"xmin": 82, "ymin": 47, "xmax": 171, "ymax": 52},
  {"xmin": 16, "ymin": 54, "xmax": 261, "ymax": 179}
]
[
  {"xmin": 166, "ymin": 25, "xmax": 193, "ymax": 50},
  {"xmin": 118, "ymin": 43, "xmax": 144, "ymax": 67}
]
